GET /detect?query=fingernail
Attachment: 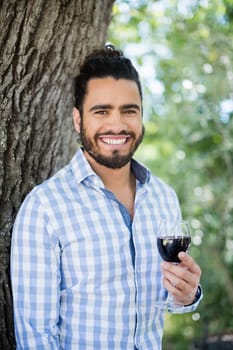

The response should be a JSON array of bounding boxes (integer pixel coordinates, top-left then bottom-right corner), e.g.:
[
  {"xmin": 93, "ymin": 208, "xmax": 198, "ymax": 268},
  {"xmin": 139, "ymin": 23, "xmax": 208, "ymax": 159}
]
[{"xmin": 179, "ymin": 252, "xmax": 186, "ymax": 258}]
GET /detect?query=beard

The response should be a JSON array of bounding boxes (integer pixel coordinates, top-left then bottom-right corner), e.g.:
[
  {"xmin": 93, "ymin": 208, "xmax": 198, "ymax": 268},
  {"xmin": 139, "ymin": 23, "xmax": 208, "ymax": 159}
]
[{"xmin": 79, "ymin": 124, "xmax": 145, "ymax": 169}]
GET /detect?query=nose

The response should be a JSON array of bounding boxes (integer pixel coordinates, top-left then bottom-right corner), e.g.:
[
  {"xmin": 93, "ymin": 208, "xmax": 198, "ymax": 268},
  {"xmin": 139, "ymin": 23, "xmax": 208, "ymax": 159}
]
[{"xmin": 106, "ymin": 111, "xmax": 128, "ymax": 133}]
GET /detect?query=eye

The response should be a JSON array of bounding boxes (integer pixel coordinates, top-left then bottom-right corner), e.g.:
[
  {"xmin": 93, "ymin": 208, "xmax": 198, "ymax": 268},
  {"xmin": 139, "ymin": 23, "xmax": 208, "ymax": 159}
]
[
  {"xmin": 94, "ymin": 110, "xmax": 108, "ymax": 115},
  {"xmin": 124, "ymin": 109, "xmax": 137, "ymax": 115}
]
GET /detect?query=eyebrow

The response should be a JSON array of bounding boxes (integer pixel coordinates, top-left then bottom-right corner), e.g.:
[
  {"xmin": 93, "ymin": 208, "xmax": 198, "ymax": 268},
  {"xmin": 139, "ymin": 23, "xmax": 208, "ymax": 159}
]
[
  {"xmin": 89, "ymin": 104, "xmax": 112, "ymax": 112},
  {"xmin": 89, "ymin": 104, "xmax": 141, "ymax": 112},
  {"xmin": 121, "ymin": 104, "xmax": 141, "ymax": 111}
]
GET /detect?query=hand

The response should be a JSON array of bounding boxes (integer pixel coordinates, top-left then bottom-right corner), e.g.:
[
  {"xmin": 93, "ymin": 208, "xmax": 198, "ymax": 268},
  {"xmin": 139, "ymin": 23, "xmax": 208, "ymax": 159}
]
[{"xmin": 161, "ymin": 252, "xmax": 201, "ymax": 306}]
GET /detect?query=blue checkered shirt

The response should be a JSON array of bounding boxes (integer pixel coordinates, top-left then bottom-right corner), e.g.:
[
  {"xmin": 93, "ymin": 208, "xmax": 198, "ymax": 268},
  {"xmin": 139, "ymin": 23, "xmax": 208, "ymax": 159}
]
[{"xmin": 11, "ymin": 148, "xmax": 201, "ymax": 349}]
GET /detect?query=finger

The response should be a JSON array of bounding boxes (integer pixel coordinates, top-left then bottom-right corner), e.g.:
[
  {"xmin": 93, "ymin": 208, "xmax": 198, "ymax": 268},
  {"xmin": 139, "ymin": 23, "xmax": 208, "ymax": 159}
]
[
  {"xmin": 161, "ymin": 261, "xmax": 193, "ymax": 280},
  {"xmin": 163, "ymin": 275, "xmax": 198, "ymax": 305},
  {"xmin": 178, "ymin": 252, "xmax": 202, "ymax": 277},
  {"xmin": 163, "ymin": 269, "xmax": 190, "ymax": 291},
  {"xmin": 163, "ymin": 276, "xmax": 189, "ymax": 304},
  {"xmin": 162, "ymin": 263, "xmax": 200, "ymax": 294}
]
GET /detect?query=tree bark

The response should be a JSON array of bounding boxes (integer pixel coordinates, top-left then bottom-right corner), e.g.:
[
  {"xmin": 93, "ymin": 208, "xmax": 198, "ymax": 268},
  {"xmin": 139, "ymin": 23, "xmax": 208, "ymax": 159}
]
[{"xmin": 0, "ymin": 0, "xmax": 114, "ymax": 348}]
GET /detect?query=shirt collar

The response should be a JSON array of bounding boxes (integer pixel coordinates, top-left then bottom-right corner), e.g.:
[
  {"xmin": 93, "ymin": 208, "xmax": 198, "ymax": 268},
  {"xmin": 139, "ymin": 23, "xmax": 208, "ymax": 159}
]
[
  {"xmin": 131, "ymin": 158, "xmax": 150, "ymax": 184},
  {"xmin": 70, "ymin": 148, "xmax": 150, "ymax": 186}
]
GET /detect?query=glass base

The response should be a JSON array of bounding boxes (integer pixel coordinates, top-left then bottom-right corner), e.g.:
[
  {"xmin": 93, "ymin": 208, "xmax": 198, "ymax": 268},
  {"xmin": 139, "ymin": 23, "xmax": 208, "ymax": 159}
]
[{"xmin": 155, "ymin": 295, "xmax": 184, "ymax": 310}]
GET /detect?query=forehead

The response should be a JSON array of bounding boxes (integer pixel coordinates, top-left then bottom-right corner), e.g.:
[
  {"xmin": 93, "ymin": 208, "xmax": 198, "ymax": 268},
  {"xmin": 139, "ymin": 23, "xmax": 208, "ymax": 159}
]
[{"xmin": 84, "ymin": 77, "xmax": 142, "ymax": 106}]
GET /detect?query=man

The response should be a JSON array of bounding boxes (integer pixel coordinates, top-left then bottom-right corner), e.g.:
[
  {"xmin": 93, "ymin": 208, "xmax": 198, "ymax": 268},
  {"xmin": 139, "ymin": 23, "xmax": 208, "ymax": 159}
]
[{"xmin": 11, "ymin": 45, "xmax": 202, "ymax": 349}]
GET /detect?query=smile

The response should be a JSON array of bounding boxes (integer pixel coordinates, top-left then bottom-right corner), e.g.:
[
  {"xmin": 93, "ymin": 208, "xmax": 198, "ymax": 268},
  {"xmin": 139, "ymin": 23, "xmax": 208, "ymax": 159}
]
[{"xmin": 100, "ymin": 137, "xmax": 129, "ymax": 145}]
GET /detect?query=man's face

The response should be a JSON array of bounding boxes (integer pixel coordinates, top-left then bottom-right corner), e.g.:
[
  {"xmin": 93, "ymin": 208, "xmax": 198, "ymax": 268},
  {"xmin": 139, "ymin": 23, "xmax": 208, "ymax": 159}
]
[{"xmin": 73, "ymin": 77, "xmax": 144, "ymax": 169}]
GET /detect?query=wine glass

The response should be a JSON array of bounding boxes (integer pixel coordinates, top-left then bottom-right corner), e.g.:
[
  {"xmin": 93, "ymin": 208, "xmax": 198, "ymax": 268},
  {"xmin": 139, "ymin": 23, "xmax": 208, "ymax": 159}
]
[{"xmin": 155, "ymin": 220, "xmax": 191, "ymax": 310}]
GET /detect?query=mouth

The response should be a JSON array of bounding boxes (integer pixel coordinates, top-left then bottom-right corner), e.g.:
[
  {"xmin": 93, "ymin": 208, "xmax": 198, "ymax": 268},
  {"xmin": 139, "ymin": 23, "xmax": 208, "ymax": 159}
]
[
  {"xmin": 98, "ymin": 135, "xmax": 131, "ymax": 145},
  {"xmin": 101, "ymin": 137, "xmax": 128, "ymax": 145}
]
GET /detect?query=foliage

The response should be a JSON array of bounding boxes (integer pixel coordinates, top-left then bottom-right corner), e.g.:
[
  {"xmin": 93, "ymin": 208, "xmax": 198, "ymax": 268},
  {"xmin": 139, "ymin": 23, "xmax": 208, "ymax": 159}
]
[{"xmin": 109, "ymin": 0, "xmax": 233, "ymax": 348}]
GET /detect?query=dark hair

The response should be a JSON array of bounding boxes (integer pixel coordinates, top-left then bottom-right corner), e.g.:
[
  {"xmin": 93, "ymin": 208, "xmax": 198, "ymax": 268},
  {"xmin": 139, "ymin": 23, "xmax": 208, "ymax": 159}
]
[{"xmin": 73, "ymin": 45, "xmax": 142, "ymax": 115}]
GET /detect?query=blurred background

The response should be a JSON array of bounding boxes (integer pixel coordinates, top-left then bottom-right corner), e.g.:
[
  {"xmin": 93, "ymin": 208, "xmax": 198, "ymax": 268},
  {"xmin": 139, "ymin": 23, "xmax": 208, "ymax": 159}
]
[{"xmin": 108, "ymin": 0, "xmax": 233, "ymax": 349}]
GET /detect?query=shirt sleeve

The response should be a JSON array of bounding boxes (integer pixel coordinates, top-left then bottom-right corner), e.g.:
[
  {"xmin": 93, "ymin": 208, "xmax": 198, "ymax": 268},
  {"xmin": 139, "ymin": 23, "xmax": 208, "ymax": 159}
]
[{"xmin": 11, "ymin": 191, "xmax": 61, "ymax": 349}]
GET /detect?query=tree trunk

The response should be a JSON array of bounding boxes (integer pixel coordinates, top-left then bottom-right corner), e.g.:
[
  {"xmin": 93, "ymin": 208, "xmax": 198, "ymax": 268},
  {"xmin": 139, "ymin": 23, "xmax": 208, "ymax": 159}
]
[{"xmin": 0, "ymin": 0, "xmax": 114, "ymax": 348}]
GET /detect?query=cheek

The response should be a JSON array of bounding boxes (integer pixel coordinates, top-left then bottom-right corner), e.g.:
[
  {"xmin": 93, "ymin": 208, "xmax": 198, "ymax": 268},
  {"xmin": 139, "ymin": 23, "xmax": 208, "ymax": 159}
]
[
  {"xmin": 81, "ymin": 118, "xmax": 97, "ymax": 135},
  {"xmin": 85, "ymin": 116, "xmax": 103, "ymax": 130},
  {"xmin": 132, "ymin": 120, "xmax": 143, "ymax": 133}
]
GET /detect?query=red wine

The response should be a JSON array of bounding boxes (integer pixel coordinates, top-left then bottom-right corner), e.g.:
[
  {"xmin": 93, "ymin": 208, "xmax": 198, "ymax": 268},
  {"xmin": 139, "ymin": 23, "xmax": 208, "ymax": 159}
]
[{"xmin": 157, "ymin": 236, "xmax": 191, "ymax": 263}]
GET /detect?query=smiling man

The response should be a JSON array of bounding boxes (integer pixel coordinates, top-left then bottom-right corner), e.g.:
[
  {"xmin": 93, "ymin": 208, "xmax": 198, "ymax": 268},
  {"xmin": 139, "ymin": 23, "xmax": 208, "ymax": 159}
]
[{"xmin": 11, "ymin": 45, "xmax": 202, "ymax": 349}]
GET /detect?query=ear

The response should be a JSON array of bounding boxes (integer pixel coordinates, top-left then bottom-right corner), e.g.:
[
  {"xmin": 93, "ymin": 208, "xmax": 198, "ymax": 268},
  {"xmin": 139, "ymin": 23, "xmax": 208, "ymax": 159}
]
[{"xmin": 73, "ymin": 107, "xmax": 81, "ymax": 133}]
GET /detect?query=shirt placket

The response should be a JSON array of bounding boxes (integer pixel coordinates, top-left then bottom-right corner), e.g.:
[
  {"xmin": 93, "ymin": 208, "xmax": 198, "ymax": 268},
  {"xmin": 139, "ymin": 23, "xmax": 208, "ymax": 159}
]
[{"xmin": 132, "ymin": 184, "xmax": 149, "ymax": 349}]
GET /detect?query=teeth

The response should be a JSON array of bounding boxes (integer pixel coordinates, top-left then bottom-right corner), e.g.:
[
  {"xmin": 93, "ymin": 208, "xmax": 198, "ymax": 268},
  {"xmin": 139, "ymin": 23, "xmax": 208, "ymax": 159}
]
[{"xmin": 102, "ymin": 138, "xmax": 127, "ymax": 145}]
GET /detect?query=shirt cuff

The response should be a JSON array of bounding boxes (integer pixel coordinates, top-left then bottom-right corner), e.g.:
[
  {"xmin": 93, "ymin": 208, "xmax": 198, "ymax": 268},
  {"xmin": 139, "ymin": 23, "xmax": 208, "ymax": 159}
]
[{"xmin": 169, "ymin": 285, "xmax": 203, "ymax": 314}]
